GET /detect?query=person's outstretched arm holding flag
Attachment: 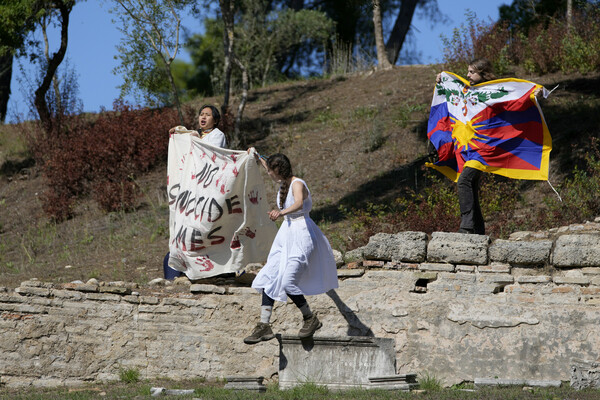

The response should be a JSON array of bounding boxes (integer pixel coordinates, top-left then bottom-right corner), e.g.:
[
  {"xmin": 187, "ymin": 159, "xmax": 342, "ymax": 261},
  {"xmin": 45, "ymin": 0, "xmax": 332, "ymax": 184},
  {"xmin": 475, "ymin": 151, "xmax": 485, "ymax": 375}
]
[{"xmin": 428, "ymin": 58, "xmax": 552, "ymax": 235}]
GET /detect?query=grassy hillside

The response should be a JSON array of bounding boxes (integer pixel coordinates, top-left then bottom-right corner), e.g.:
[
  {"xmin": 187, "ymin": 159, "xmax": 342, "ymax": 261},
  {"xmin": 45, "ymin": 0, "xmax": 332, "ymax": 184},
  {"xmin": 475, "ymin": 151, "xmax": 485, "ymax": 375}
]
[{"xmin": 0, "ymin": 65, "xmax": 599, "ymax": 289}]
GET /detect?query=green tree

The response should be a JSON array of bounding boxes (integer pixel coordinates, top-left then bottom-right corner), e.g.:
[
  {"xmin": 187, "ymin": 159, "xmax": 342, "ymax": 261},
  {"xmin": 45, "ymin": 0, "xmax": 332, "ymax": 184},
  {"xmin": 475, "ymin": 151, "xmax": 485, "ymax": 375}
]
[
  {"xmin": 208, "ymin": 0, "xmax": 333, "ymax": 147},
  {"xmin": 110, "ymin": 0, "xmax": 194, "ymax": 124},
  {"xmin": 499, "ymin": 0, "xmax": 598, "ymax": 33},
  {"xmin": 0, "ymin": 0, "xmax": 42, "ymax": 123}
]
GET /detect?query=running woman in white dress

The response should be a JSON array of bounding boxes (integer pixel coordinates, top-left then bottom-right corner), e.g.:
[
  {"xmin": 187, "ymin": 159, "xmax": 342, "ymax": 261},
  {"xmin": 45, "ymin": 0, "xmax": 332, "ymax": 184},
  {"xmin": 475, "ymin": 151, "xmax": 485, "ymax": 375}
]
[{"xmin": 244, "ymin": 153, "xmax": 339, "ymax": 344}]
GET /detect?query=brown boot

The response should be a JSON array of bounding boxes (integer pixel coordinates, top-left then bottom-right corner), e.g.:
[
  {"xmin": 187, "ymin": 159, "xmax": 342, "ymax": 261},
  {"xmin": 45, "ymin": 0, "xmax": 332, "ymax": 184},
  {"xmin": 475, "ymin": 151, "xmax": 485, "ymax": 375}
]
[
  {"xmin": 298, "ymin": 312, "xmax": 322, "ymax": 338},
  {"xmin": 244, "ymin": 322, "xmax": 275, "ymax": 344}
]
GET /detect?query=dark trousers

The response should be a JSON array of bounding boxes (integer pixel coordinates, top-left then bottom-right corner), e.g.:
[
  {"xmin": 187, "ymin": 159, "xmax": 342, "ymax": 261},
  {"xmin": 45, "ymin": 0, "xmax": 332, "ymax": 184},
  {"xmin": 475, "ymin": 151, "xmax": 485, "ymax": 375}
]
[
  {"xmin": 457, "ymin": 167, "xmax": 485, "ymax": 234},
  {"xmin": 262, "ymin": 292, "xmax": 307, "ymax": 308}
]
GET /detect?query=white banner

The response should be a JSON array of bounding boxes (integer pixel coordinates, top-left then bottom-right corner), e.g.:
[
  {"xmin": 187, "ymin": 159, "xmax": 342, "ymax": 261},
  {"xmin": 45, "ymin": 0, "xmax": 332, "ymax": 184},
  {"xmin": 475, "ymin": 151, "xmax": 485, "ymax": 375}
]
[{"xmin": 167, "ymin": 134, "xmax": 277, "ymax": 279}]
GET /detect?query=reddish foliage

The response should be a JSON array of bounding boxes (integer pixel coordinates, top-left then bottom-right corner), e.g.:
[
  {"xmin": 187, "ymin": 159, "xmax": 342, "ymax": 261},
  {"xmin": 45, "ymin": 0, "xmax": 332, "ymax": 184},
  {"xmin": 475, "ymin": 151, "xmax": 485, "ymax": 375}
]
[{"xmin": 29, "ymin": 102, "xmax": 194, "ymax": 220}]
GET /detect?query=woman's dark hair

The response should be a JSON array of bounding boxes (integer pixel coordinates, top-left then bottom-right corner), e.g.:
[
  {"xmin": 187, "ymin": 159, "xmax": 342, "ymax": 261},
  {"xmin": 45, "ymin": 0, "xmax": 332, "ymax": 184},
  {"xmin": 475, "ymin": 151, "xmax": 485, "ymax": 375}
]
[
  {"xmin": 469, "ymin": 58, "xmax": 496, "ymax": 82},
  {"xmin": 267, "ymin": 153, "xmax": 293, "ymax": 210},
  {"xmin": 199, "ymin": 104, "xmax": 221, "ymax": 127}
]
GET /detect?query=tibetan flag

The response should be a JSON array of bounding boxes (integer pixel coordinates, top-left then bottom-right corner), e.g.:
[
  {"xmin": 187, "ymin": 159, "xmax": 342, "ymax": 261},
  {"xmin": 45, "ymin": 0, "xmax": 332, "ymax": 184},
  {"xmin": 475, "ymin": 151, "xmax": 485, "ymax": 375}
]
[{"xmin": 426, "ymin": 71, "xmax": 552, "ymax": 182}]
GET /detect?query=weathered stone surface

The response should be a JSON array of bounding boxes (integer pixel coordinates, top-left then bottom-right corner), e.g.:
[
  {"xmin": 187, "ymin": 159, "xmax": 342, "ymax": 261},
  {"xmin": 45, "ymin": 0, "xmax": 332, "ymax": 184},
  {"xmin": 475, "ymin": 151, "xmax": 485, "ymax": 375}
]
[
  {"xmin": 14, "ymin": 287, "xmax": 52, "ymax": 297},
  {"xmin": 332, "ymin": 249, "xmax": 344, "ymax": 266},
  {"xmin": 553, "ymin": 234, "xmax": 600, "ymax": 267},
  {"xmin": 62, "ymin": 283, "xmax": 98, "ymax": 292},
  {"xmin": 368, "ymin": 374, "xmax": 419, "ymax": 391},
  {"xmin": 20, "ymin": 280, "xmax": 54, "ymax": 289},
  {"xmin": 224, "ymin": 376, "xmax": 266, "ymax": 392},
  {"xmin": 517, "ymin": 276, "xmax": 552, "ymax": 284},
  {"xmin": 362, "ymin": 232, "xmax": 427, "ymax": 263},
  {"xmin": 337, "ymin": 269, "xmax": 365, "ymax": 278},
  {"xmin": 474, "ymin": 378, "xmax": 561, "ymax": 388},
  {"xmin": 418, "ymin": 263, "xmax": 454, "ymax": 272},
  {"xmin": 344, "ymin": 248, "xmax": 364, "ymax": 263},
  {"xmin": 571, "ymin": 359, "xmax": 600, "ymax": 390},
  {"xmin": 447, "ymin": 302, "xmax": 539, "ymax": 328},
  {"xmin": 582, "ymin": 267, "xmax": 600, "ymax": 275},
  {"xmin": 189, "ymin": 284, "xmax": 226, "ymax": 294},
  {"xmin": 489, "ymin": 240, "xmax": 552, "ymax": 265},
  {"xmin": 478, "ymin": 262, "xmax": 511, "ymax": 274},
  {"xmin": 99, "ymin": 286, "xmax": 131, "ymax": 295},
  {"xmin": 3, "ymin": 222, "xmax": 600, "ymax": 389},
  {"xmin": 456, "ymin": 265, "xmax": 476, "ymax": 273},
  {"xmin": 427, "ymin": 232, "xmax": 489, "ymax": 265},
  {"xmin": 553, "ymin": 276, "xmax": 590, "ymax": 286},
  {"xmin": 278, "ymin": 336, "xmax": 396, "ymax": 390}
]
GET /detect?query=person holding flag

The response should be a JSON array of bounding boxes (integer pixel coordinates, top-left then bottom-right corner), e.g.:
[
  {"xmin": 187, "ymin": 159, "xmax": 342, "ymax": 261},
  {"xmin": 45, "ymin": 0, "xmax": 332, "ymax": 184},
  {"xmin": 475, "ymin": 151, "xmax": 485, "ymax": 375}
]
[{"xmin": 429, "ymin": 58, "xmax": 551, "ymax": 235}]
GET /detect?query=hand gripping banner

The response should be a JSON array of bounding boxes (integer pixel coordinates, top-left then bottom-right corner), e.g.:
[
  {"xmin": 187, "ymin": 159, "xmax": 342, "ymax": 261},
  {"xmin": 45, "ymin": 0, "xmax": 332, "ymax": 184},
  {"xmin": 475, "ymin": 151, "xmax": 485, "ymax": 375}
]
[
  {"xmin": 426, "ymin": 71, "xmax": 552, "ymax": 182},
  {"xmin": 167, "ymin": 134, "xmax": 277, "ymax": 279}
]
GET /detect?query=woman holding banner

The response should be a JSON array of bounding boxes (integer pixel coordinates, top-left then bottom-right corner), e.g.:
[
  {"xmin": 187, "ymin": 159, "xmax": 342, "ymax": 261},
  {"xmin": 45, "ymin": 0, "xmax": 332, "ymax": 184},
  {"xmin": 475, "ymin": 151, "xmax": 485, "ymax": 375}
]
[
  {"xmin": 164, "ymin": 104, "xmax": 227, "ymax": 280},
  {"xmin": 168, "ymin": 104, "xmax": 227, "ymax": 148},
  {"xmin": 243, "ymin": 152, "xmax": 338, "ymax": 344}
]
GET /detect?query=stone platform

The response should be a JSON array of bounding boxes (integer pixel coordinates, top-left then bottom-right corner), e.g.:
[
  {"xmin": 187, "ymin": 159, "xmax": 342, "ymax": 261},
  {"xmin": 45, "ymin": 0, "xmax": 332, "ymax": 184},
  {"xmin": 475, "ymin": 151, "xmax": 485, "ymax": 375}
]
[{"xmin": 277, "ymin": 335, "xmax": 417, "ymax": 390}]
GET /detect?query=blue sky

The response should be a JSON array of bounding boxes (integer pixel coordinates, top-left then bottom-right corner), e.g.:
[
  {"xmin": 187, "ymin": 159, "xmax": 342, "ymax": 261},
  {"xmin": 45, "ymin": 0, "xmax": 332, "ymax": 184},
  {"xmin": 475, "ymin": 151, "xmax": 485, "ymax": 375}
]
[{"xmin": 7, "ymin": 0, "xmax": 508, "ymax": 121}]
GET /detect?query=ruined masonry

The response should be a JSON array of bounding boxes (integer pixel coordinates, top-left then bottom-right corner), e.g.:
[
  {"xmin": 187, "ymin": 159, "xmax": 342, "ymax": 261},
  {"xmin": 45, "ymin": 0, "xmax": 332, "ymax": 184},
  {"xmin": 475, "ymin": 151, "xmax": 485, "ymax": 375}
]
[{"xmin": 1, "ymin": 218, "xmax": 600, "ymax": 389}]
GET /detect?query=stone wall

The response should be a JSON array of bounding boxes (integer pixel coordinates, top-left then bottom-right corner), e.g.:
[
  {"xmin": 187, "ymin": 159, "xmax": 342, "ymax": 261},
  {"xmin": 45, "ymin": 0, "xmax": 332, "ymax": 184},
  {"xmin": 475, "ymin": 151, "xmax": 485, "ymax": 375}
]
[{"xmin": 1, "ymin": 219, "xmax": 600, "ymax": 388}]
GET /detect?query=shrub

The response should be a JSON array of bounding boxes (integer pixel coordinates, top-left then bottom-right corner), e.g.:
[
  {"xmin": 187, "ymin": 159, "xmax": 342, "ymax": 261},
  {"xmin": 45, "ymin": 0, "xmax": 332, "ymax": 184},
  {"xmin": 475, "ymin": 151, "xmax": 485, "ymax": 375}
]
[
  {"xmin": 28, "ymin": 101, "xmax": 195, "ymax": 220},
  {"xmin": 443, "ymin": 9, "xmax": 600, "ymax": 76},
  {"xmin": 441, "ymin": 11, "xmax": 511, "ymax": 75},
  {"xmin": 536, "ymin": 139, "xmax": 600, "ymax": 228}
]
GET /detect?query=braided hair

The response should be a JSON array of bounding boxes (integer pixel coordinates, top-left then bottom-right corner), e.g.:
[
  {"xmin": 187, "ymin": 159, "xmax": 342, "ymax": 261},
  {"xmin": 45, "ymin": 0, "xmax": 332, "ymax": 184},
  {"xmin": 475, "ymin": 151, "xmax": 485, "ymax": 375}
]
[{"xmin": 267, "ymin": 154, "xmax": 293, "ymax": 210}]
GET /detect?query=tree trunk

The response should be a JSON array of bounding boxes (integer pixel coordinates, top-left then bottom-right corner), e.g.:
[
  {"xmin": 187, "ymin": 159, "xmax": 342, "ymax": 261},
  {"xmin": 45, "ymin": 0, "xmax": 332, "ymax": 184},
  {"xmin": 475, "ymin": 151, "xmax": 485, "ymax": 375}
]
[
  {"xmin": 164, "ymin": 60, "xmax": 184, "ymax": 124},
  {"xmin": 373, "ymin": 0, "xmax": 392, "ymax": 70},
  {"xmin": 219, "ymin": 0, "xmax": 235, "ymax": 117},
  {"xmin": 566, "ymin": 0, "xmax": 573, "ymax": 30},
  {"xmin": 0, "ymin": 53, "xmax": 12, "ymax": 123},
  {"xmin": 385, "ymin": 0, "xmax": 419, "ymax": 65},
  {"xmin": 34, "ymin": 1, "xmax": 72, "ymax": 133},
  {"xmin": 42, "ymin": 15, "xmax": 62, "ymax": 118},
  {"xmin": 232, "ymin": 56, "xmax": 248, "ymax": 149}
]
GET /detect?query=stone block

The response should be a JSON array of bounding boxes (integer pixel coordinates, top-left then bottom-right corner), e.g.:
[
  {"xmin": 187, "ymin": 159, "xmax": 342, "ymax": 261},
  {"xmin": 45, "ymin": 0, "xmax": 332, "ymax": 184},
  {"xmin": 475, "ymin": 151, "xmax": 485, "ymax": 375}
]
[
  {"xmin": 553, "ymin": 276, "xmax": 590, "ymax": 286},
  {"xmin": 571, "ymin": 359, "xmax": 600, "ymax": 390},
  {"xmin": 456, "ymin": 265, "xmax": 476, "ymax": 273},
  {"xmin": 99, "ymin": 286, "xmax": 131, "ymax": 295},
  {"xmin": 474, "ymin": 378, "xmax": 561, "ymax": 388},
  {"xmin": 224, "ymin": 376, "xmax": 266, "ymax": 392},
  {"xmin": 363, "ymin": 260, "xmax": 385, "ymax": 268},
  {"xmin": 479, "ymin": 274, "xmax": 514, "ymax": 284},
  {"xmin": 517, "ymin": 276, "xmax": 551, "ymax": 284},
  {"xmin": 361, "ymin": 232, "xmax": 428, "ymax": 263},
  {"xmin": 418, "ymin": 263, "xmax": 455, "ymax": 272},
  {"xmin": 20, "ymin": 280, "xmax": 53, "ymax": 289},
  {"xmin": 189, "ymin": 284, "xmax": 226, "ymax": 294},
  {"xmin": 368, "ymin": 374, "xmax": 419, "ymax": 391},
  {"xmin": 332, "ymin": 249, "xmax": 344, "ymax": 267},
  {"xmin": 553, "ymin": 234, "xmax": 600, "ymax": 267},
  {"xmin": 62, "ymin": 283, "xmax": 98, "ymax": 293},
  {"xmin": 84, "ymin": 293, "xmax": 121, "ymax": 302},
  {"xmin": 14, "ymin": 287, "xmax": 52, "ymax": 297},
  {"xmin": 337, "ymin": 269, "xmax": 365, "ymax": 278},
  {"xmin": 227, "ymin": 287, "xmax": 257, "ymax": 295},
  {"xmin": 582, "ymin": 267, "xmax": 600, "ymax": 275},
  {"xmin": 277, "ymin": 336, "xmax": 396, "ymax": 390},
  {"xmin": 344, "ymin": 248, "xmax": 364, "ymax": 263},
  {"xmin": 489, "ymin": 239, "xmax": 552, "ymax": 265},
  {"xmin": 478, "ymin": 263, "xmax": 511, "ymax": 274},
  {"xmin": 427, "ymin": 232, "xmax": 488, "ymax": 265}
]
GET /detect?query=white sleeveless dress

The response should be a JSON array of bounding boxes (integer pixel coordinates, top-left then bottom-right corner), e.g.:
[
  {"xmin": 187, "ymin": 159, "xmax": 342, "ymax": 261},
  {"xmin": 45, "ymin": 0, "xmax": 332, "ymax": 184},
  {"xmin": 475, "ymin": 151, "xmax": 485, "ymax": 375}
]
[{"xmin": 251, "ymin": 178, "xmax": 339, "ymax": 302}]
